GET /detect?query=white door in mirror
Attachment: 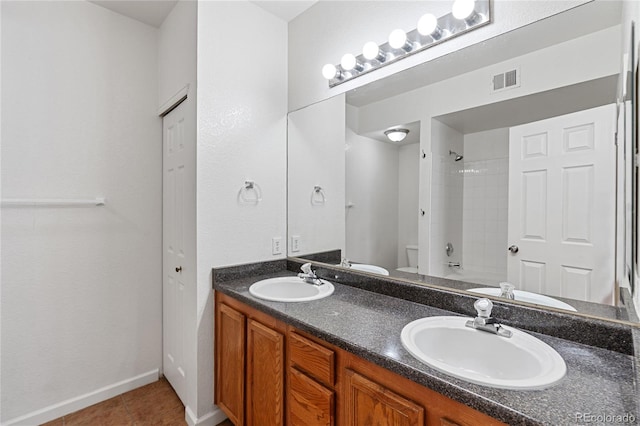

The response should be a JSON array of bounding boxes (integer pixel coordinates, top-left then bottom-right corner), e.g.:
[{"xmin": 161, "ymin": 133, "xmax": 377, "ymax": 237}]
[{"xmin": 508, "ymin": 104, "xmax": 616, "ymax": 305}]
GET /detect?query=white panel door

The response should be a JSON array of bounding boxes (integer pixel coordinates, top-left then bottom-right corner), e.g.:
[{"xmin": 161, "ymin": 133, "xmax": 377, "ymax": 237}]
[
  {"xmin": 508, "ymin": 104, "xmax": 616, "ymax": 305},
  {"xmin": 163, "ymin": 99, "xmax": 195, "ymax": 404}
]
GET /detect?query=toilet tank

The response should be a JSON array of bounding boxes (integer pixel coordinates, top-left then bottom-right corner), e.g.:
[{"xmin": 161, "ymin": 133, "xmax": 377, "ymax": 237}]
[{"xmin": 406, "ymin": 245, "xmax": 419, "ymax": 267}]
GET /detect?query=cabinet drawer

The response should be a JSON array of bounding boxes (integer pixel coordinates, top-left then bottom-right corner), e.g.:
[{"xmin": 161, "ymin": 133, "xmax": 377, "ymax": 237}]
[
  {"xmin": 289, "ymin": 367, "xmax": 334, "ymax": 426},
  {"xmin": 289, "ymin": 332, "xmax": 335, "ymax": 386}
]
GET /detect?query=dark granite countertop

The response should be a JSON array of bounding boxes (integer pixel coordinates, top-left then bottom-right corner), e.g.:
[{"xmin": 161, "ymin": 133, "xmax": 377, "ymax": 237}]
[{"xmin": 213, "ymin": 266, "xmax": 639, "ymax": 426}]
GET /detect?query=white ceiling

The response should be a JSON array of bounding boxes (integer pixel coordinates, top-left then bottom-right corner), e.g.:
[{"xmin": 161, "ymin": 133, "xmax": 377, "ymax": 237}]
[
  {"xmin": 89, "ymin": 0, "xmax": 317, "ymax": 27},
  {"xmin": 88, "ymin": 0, "xmax": 178, "ymax": 27},
  {"xmin": 250, "ymin": 1, "xmax": 318, "ymax": 22}
]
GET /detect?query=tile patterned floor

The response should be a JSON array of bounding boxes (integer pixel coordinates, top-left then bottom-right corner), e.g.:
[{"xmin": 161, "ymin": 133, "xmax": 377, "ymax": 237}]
[{"xmin": 40, "ymin": 377, "xmax": 233, "ymax": 426}]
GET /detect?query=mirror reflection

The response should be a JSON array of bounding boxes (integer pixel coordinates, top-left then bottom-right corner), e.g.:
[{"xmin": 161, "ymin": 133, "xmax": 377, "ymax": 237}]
[{"xmin": 287, "ymin": 1, "xmax": 637, "ymax": 321}]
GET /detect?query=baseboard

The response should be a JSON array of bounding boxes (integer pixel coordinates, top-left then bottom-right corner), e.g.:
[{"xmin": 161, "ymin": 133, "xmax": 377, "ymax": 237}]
[
  {"xmin": 185, "ymin": 406, "xmax": 227, "ymax": 426},
  {"xmin": 1, "ymin": 369, "xmax": 159, "ymax": 426}
]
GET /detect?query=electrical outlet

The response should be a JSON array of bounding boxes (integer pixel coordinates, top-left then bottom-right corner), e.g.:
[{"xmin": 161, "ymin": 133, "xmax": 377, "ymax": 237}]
[
  {"xmin": 291, "ymin": 235, "xmax": 300, "ymax": 253},
  {"xmin": 272, "ymin": 237, "xmax": 283, "ymax": 255}
]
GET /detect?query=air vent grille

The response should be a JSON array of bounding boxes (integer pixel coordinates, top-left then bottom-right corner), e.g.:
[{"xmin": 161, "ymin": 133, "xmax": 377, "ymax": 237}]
[{"xmin": 492, "ymin": 68, "xmax": 520, "ymax": 93}]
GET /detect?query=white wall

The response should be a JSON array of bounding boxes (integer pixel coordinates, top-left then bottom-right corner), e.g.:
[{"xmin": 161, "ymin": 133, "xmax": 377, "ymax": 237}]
[
  {"xmin": 397, "ymin": 143, "xmax": 419, "ymax": 268},
  {"xmin": 462, "ymin": 128, "xmax": 509, "ymax": 278},
  {"xmin": 158, "ymin": 0, "xmax": 196, "ymax": 108},
  {"xmin": 288, "ymin": 0, "xmax": 590, "ymax": 111},
  {"xmin": 345, "ymin": 105, "xmax": 398, "ymax": 270},
  {"xmin": 288, "ymin": 95, "xmax": 345, "ymax": 257},
  {"xmin": 197, "ymin": 1, "xmax": 287, "ymax": 422},
  {"xmin": 1, "ymin": 1, "xmax": 161, "ymax": 423}
]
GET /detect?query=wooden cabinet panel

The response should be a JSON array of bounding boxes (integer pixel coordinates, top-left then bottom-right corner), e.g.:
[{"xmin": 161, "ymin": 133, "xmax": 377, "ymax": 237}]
[
  {"xmin": 289, "ymin": 331, "xmax": 335, "ymax": 387},
  {"xmin": 344, "ymin": 369, "xmax": 424, "ymax": 426},
  {"xmin": 215, "ymin": 303, "xmax": 246, "ymax": 426},
  {"xmin": 247, "ymin": 319, "xmax": 284, "ymax": 426},
  {"xmin": 289, "ymin": 367, "xmax": 335, "ymax": 426}
]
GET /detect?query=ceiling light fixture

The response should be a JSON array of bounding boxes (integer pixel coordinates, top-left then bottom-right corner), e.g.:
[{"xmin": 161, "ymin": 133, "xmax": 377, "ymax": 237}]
[
  {"xmin": 321, "ymin": 0, "xmax": 490, "ymax": 87},
  {"xmin": 384, "ymin": 128, "xmax": 410, "ymax": 142}
]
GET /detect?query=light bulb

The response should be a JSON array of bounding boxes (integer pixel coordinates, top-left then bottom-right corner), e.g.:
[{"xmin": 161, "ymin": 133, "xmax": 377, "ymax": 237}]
[
  {"xmin": 322, "ymin": 63, "xmax": 337, "ymax": 80},
  {"xmin": 452, "ymin": 0, "xmax": 476, "ymax": 20},
  {"xmin": 388, "ymin": 29, "xmax": 408, "ymax": 49},
  {"xmin": 417, "ymin": 14, "xmax": 438, "ymax": 36},
  {"xmin": 340, "ymin": 53, "xmax": 357, "ymax": 71},
  {"xmin": 362, "ymin": 41, "xmax": 380, "ymax": 60}
]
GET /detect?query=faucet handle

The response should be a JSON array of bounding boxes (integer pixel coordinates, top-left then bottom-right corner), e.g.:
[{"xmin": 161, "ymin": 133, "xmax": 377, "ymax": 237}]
[
  {"xmin": 301, "ymin": 262, "xmax": 314, "ymax": 275},
  {"xmin": 474, "ymin": 298, "xmax": 493, "ymax": 319},
  {"xmin": 499, "ymin": 282, "xmax": 515, "ymax": 299}
]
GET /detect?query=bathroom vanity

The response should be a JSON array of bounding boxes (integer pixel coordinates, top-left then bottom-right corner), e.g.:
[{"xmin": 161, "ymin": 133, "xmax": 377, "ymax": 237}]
[{"xmin": 213, "ymin": 260, "xmax": 639, "ymax": 426}]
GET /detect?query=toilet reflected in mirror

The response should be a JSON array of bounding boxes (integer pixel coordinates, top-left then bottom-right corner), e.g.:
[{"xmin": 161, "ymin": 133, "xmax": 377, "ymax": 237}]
[{"xmin": 397, "ymin": 245, "xmax": 419, "ymax": 274}]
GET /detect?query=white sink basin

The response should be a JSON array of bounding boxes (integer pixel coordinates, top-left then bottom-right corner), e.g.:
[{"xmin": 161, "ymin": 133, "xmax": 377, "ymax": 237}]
[
  {"xmin": 468, "ymin": 288, "xmax": 577, "ymax": 312},
  {"xmin": 349, "ymin": 264, "xmax": 390, "ymax": 275},
  {"xmin": 401, "ymin": 316, "xmax": 566, "ymax": 390},
  {"xmin": 249, "ymin": 277, "xmax": 334, "ymax": 302}
]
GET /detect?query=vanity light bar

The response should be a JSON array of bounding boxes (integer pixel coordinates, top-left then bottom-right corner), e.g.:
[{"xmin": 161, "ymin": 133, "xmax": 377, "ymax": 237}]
[{"xmin": 323, "ymin": 0, "xmax": 491, "ymax": 87}]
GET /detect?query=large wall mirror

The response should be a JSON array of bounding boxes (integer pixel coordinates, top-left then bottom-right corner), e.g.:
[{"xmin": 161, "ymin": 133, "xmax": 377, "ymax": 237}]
[{"xmin": 287, "ymin": 1, "xmax": 639, "ymax": 324}]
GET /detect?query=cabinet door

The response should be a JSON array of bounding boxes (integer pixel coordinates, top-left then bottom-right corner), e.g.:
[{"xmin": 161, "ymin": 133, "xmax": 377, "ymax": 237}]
[
  {"xmin": 247, "ymin": 319, "xmax": 284, "ymax": 425},
  {"xmin": 289, "ymin": 367, "xmax": 334, "ymax": 426},
  {"xmin": 344, "ymin": 369, "xmax": 424, "ymax": 426},
  {"xmin": 215, "ymin": 303, "xmax": 246, "ymax": 425}
]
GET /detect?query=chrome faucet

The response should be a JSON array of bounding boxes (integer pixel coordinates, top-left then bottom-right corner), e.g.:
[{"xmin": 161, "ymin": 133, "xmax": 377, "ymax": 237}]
[
  {"xmin": 341, "ymin": 258, "xmax": 352, "ymax": 267},
  {"xmin": 499, "ymin": 282, "xmax": 515, "ymax": 300},
  {"xmin": 298, "ymin": 263, "xmax": 324, "ymax": 286},
  {"xmin": 465, "ymin": 298, "xmax": 512, "ymax": 338},
  {"xmin": 447, "ymin": 261, "xmax": 461, "ymax": 269}
]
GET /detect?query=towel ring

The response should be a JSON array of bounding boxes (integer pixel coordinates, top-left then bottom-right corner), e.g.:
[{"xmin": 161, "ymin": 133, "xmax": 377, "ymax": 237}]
[{"xmin": 238, "ymin": 180, "xmax": 262, "ymax": 204}]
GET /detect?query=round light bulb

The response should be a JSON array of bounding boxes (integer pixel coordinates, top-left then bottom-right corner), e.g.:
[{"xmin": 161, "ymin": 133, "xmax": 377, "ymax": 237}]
[
  {"xmin": 340, "ymin": 53, "xmax": 357, "ymax": 71},
  {"xmin": 388, "ymin": 29, "xmax": 407, "ymax": 49},
  {"xmin": 452, "ymin": 0, "xmax": 476, "ymax": 20},
  {"xmin": 362, "ymin": 41, "xmax": 380, "ymax": 60},
  {"xmin": 417, "ymin": 14, "xmax": 438, "ymax": 36},
  {"xmin": 322, "ymin": 63, "xmax": 337, "ymax": 80}
]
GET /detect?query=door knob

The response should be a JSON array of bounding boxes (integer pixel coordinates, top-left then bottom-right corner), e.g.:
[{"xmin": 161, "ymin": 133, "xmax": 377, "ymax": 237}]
[
  {"xmin": 175, "ymin": 266, "xmax": 183, "ymax": 273},
  {"xmin": 508, "ymin": 245, "xmax": 519, "ymax": 254}
]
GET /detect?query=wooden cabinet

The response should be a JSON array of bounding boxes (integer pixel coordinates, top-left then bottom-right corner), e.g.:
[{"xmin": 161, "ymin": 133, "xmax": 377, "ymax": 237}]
[
  {"xmin": 214, "ymin": 292, "xmax": 506, "ymax": 426},
  {"xmin": 289, "ymin": 332, "xmax": 335, "ymax": 387},
  {"xmin": 214, "ymin": 296, "xmax": 284, "ymax": 426},
  {"xmin": 288, "ymin": 367, "xmax": 334, "ymax": 426},
  {"xmin": 247, "ymin": 319, "xmax": 284, "ymax": 425},
  {"xmin": 215, "ymin": 303, "xmax": 245, "ymax": 425},
  {"xmin": 344, "ymin": 369, "xmax": 424, "ymax": 426},
  {"xmin": 287, "ymin": 332, "xmax": 336, "ymax": 426}
]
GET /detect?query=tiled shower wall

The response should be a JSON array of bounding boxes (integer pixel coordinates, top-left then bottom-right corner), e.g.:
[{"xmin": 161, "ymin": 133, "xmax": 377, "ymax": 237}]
[
  {"xmin": 430, "ymin": 120, "xmax": 463, "ymax": 277},
  {"xmin": 462, "ymin": 128, "xmax": 509, "ymax": 278}
]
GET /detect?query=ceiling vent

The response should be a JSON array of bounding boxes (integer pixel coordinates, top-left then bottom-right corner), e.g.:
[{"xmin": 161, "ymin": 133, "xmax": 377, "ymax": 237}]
[{"xmin": 491, "ymin": 68, "xmax": 520, "ymax": 93}]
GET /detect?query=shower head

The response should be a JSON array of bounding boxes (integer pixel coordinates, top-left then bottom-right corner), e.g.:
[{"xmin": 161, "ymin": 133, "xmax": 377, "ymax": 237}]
[{"xmin": 449, "ymin": 150, "xmax": 463, "ymax": 162}]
